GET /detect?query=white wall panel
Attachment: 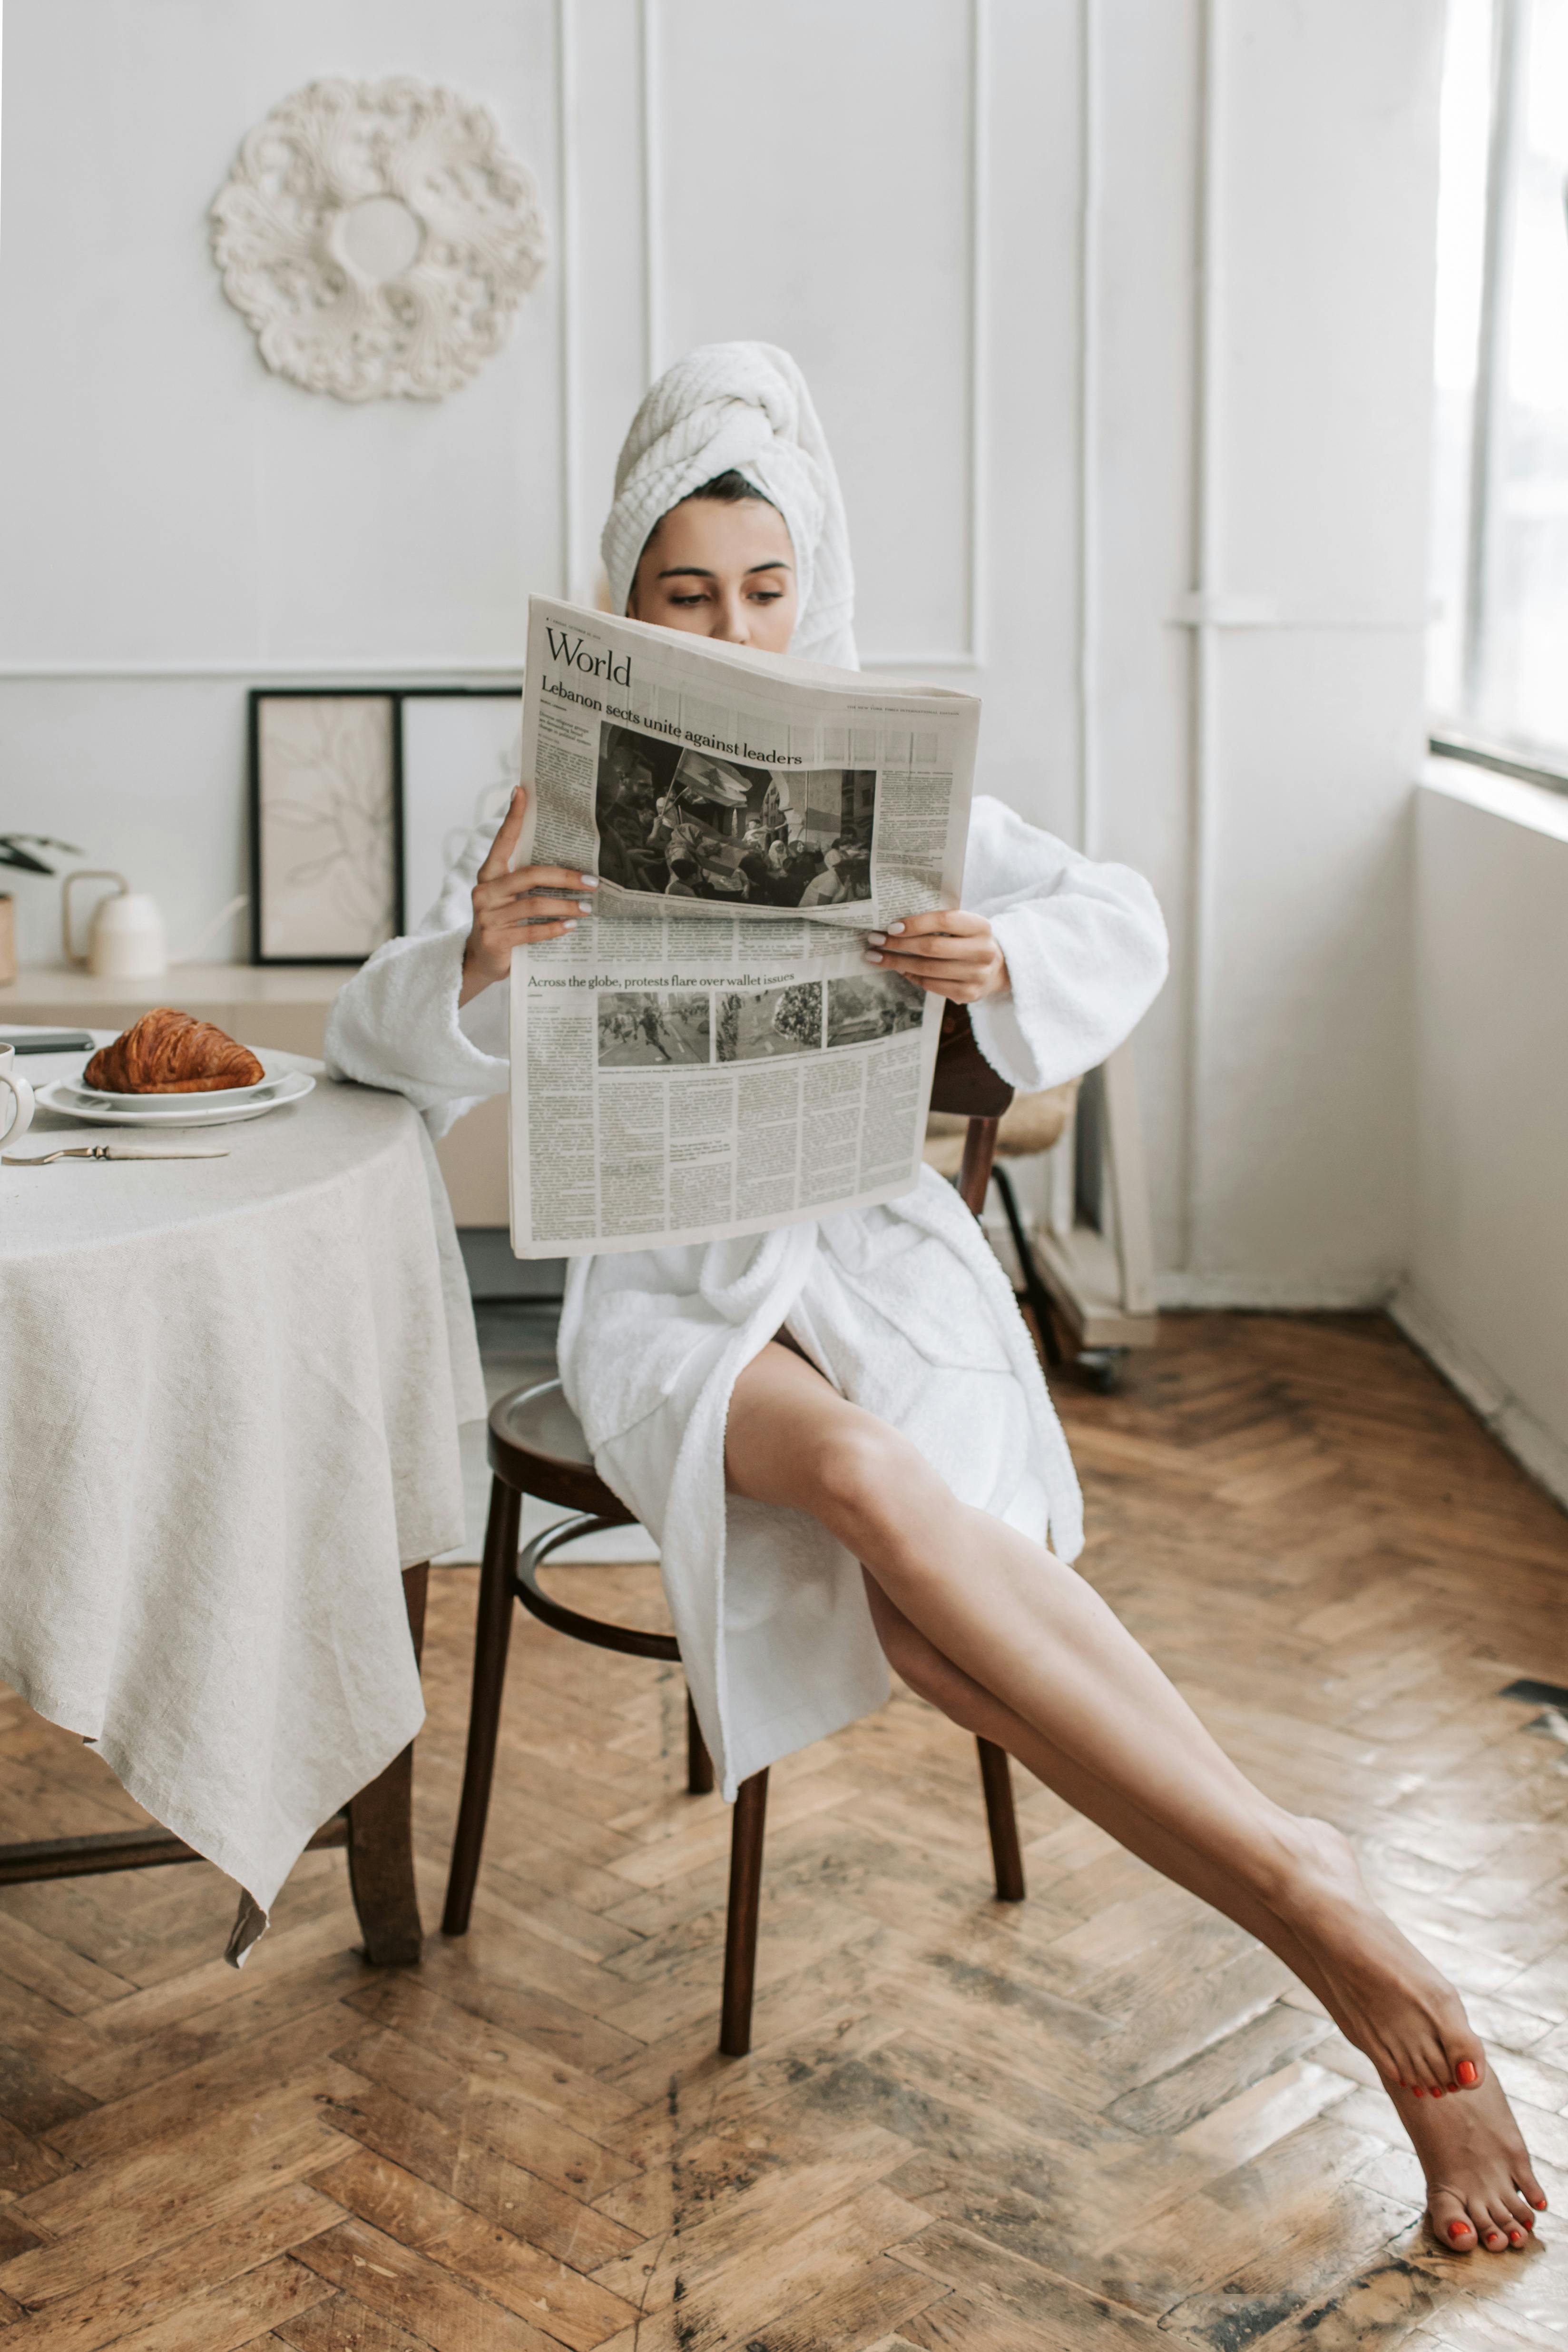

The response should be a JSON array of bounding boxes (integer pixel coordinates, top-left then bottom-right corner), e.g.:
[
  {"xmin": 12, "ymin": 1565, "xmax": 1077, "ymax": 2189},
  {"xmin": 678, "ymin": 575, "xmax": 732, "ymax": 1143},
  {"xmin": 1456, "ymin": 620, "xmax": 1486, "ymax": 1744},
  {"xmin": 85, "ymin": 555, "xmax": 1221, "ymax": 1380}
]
[
  {"xmin": 650, "ymin": 0, "xmax": 976, "ymax": 663},
  {"xmin": 565, "ymin": 0, "xmax": 647, "ymax": 597},
  {"xmin": 1191, "ymin": 628, "xmax": 1418, "ymax": 1297},
  {"xmin": 0, "ymin": 681, "xmax": 252, "ymax": 964},
  {"xmin": 1219, "ymin": 0, "xmax": 1443, "ymax": 620},
  {"xmin": 1091, "ymin": 0, "xmax": 1202, "ymax": 1269},
  {"xmin": 969, "ymin": 0, "xmax": 1081, "ymax": 834},
  {"xmin": 0, "ymin": 0, "xmax": 564, "ymax": 664},
  {"xmin": 1161, "ymin": 0, "xmax": 1442, "ymax": 1301}
]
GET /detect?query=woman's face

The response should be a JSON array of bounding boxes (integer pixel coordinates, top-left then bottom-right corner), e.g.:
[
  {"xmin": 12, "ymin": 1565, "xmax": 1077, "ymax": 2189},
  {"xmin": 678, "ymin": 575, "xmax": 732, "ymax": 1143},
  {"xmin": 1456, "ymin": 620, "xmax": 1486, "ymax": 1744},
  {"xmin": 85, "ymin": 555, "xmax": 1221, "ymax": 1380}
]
[{"xmin": 628, "ymin": 496, "xmax": 798, "ymax": 652}]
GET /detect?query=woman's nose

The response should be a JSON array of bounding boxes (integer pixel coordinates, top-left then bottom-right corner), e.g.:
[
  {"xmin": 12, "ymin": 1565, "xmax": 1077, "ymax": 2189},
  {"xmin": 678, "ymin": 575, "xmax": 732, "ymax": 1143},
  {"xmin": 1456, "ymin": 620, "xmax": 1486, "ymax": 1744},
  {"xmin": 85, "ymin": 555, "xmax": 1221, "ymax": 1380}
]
[{"xmin": 713, "ymin": 589, "xmax": 750, "ymax": 643}]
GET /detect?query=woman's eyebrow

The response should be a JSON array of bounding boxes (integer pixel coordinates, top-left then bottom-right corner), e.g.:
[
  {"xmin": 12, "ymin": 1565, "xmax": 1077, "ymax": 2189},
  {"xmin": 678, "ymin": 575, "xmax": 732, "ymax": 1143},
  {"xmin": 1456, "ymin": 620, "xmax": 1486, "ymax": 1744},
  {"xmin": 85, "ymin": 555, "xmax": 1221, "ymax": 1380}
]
[{"xmin": 654, "ymin": 560, "xmax": 793, "ymax": 580}]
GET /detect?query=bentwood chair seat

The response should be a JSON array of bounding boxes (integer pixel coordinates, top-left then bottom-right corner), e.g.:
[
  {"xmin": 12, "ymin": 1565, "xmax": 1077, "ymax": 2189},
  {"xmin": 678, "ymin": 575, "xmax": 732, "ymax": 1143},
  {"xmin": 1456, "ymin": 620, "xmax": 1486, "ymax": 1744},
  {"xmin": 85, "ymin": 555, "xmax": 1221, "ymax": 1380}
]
[{"xmin": 442, "ymin": 1098, "xmax": 1033, "ymax": 2059}]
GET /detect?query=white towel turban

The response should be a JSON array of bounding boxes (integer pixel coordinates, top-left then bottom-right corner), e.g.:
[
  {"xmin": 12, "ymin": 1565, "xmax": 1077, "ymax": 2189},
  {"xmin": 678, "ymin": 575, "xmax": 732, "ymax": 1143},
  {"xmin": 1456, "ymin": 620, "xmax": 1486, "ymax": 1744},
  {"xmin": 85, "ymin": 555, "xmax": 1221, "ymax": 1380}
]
[{"xmin": 601, "ymin": 341, "xmax": 858, "ymax": 671}]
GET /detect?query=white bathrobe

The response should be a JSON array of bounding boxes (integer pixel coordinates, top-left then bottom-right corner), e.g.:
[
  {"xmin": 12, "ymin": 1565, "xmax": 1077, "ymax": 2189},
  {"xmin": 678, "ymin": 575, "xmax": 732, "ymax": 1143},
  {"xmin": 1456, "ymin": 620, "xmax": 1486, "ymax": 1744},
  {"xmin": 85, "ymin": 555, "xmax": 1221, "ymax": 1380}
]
[{"xmin": 326, "ymin": 795, "xmax": 1167, "ymax": 1798}]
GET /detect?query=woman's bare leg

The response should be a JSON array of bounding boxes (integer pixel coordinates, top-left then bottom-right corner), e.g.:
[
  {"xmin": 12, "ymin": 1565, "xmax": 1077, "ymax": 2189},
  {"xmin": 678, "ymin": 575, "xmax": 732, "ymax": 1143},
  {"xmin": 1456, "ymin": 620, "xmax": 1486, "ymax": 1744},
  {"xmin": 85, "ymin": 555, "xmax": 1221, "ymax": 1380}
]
[
  {"xmin": 726, "ymin": 1343, "xmax": 1472, "ymax": 2089},
  {"xmin": 725, "ymin": 1343, "xmax": 1548, "ymax": 2249},
  {"xmin": 861, "ymin": 1573, "xmax": 1546, "ymax": 2253}
]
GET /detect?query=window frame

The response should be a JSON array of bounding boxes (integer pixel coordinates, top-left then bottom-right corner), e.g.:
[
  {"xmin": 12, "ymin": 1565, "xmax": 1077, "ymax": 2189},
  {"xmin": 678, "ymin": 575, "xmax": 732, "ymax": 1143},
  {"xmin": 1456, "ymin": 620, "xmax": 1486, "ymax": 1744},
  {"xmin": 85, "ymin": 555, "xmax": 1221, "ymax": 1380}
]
[{"xmin": 1430, "ymin": 0, "xmax": 1568, "ymax": 796}]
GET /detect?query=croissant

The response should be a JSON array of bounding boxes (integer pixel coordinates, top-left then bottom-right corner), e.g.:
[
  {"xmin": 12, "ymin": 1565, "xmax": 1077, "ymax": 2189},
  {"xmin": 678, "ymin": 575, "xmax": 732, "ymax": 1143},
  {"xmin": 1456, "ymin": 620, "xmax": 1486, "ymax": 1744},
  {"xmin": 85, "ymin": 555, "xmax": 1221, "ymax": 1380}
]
[{"xmin": 84, "ymin": 1008, "xmax": 265, "ymax": 1094}]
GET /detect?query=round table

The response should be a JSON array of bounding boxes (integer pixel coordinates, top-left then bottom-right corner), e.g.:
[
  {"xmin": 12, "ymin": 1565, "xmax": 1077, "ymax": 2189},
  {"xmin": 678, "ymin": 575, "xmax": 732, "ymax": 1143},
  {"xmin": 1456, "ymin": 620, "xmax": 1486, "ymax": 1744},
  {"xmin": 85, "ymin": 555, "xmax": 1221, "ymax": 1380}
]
[{"xmin": 0, "ymin": 1033, "xmax": 485, "ymax": 1958}]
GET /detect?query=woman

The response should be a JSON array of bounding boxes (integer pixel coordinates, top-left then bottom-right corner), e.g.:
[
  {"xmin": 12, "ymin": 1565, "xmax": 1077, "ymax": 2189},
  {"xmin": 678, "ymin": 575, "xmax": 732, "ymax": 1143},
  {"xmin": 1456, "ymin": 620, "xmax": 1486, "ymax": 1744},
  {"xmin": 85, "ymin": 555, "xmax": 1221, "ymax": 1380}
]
[{"xmin": 328, "ymin": 342, "xmax": 1544, "ymax": 2257}]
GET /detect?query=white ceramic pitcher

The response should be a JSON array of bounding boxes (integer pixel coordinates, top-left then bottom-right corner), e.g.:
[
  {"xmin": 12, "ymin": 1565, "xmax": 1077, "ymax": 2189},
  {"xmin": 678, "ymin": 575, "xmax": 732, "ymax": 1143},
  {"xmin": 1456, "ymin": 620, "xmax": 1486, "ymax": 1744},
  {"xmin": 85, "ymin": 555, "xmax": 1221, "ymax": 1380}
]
[
  {"xmin": 0, "ymin": 1043, "xmax": 36, "ymax": 1151},
  {"xmin": 62, "ymin": 872, "xmax": 169, "ymax": 979}
]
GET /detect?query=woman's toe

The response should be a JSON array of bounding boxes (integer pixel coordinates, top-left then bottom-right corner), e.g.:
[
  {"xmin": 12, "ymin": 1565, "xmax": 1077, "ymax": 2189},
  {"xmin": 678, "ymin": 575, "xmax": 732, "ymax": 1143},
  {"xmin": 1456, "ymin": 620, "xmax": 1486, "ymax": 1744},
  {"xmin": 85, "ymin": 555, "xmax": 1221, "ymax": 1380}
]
[
  {"xmin": 1447, "ymin": 2032, "xmax": 1485, "ymax": 2090},
  {"xmin": 1500, "ymin": 2184, "xmax": 1538, "ymax": 2233},
  {"xmin": 1431, "ymin": 2193, "xmax": 1476, "ymax": 2252},
  {"xmin": 1411, "ymin": 2036, "xmax": 1451, "ymax": 2093},
  {"xmin": 1487, "ymin": 2193, "xmax": 1523, "ymax": 2239}
]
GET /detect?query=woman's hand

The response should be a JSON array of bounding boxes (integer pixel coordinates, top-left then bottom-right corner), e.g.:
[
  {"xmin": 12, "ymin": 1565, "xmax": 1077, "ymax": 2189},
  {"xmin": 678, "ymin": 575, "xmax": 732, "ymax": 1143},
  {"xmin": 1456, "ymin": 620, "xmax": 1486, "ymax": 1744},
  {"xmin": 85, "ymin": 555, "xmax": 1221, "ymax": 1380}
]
[
  {"xmin": 459, "ymin": 787, "xmax": 598, "ymax": 1006},
  {"xmin": 862, "ymin": 908, "xmax": 1009, "ymax": 1005}
]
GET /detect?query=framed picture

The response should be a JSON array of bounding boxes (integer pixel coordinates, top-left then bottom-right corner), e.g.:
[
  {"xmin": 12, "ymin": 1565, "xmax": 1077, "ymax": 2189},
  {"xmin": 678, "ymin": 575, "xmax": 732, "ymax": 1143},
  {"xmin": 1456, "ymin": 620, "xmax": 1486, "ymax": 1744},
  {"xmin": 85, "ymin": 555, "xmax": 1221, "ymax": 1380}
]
[
  {"xmin": 398, "ymin": 688, "xmax": 523, "ymax": 927},
  {"xmin": 248, "ymin": 691, "xmax": 402, "ymax": 964}
]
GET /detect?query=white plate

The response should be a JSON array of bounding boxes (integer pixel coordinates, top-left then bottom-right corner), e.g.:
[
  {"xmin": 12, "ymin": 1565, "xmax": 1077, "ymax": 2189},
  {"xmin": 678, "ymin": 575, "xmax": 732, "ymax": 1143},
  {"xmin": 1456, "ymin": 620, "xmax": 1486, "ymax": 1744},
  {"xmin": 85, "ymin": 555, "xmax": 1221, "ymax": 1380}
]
[
  {"xmin": 75, "ymin": 1067, "xmax": 279, "ymax": 1109},
  {"xmin": 56, "ymin": 1073, "xmax": 285, "ymax": 1116},
  {"xmin": 37, "ymin": 1071, "xmax": 316, "ymax": 1129}
]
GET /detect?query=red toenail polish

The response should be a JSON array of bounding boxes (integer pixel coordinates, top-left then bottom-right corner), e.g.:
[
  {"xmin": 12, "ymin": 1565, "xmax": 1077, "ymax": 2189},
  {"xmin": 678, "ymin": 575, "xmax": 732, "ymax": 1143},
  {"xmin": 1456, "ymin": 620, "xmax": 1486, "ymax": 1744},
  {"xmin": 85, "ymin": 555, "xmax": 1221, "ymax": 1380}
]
[
  {"xmin": 1510, "ymin": 2231, "xmax": 1524, "ymax": 2244},
  {"xmin": 1448, "ymin": 2220, "xmax": 1469, "ymax": 2240},
  {"xmin": 1412, "ymin": 2085, "xmax": 1425, "ymax": 2097},
  {"xmin": 1431, "ymin": 2086, "xmax": 1444, "ymax": 2098},
  {"xmin": 1457, "ymin": 2058, "xmax": 1478, "ymax": 2084}
]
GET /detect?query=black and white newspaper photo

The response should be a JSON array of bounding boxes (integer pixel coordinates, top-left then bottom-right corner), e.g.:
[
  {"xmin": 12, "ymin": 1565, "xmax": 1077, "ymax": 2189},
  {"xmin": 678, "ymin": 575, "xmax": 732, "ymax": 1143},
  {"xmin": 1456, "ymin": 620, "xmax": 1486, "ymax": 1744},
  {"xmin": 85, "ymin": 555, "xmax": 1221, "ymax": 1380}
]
[{"xmin": 509, "ymin": 598, "xmax": 980, "ymax": 1257}]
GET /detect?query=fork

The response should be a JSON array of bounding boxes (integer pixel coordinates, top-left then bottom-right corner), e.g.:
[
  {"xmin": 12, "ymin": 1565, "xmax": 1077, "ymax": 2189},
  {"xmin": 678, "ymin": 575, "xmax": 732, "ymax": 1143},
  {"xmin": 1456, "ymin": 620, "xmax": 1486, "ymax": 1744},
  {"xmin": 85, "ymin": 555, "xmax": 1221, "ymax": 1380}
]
[{"xmin": 3, "ymin": 1145, "xmax": 232, "ymax": 1165}]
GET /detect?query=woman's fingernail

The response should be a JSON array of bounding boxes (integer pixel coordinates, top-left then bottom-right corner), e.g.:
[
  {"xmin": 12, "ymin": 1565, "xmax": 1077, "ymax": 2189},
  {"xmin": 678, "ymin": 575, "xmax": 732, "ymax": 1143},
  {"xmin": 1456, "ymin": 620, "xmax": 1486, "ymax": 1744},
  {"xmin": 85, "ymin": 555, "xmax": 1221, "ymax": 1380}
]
[
  {"xmin": 863, "ymin": 952, "xmax": 883, "ymax": 965},
  {"xmin": 579, "ymin": 875, "xmax": 598, "ymax": 887},
  {"xmin": 562, "ymin": 919, "xmax": 576, "ymax": 930},
  {"xmin": 886, "ymin": 921, "xmax": 905, "ymax": 935},
  {"xmin": 1457, "ymin": 2059, "xmax": 1478, "ymax": 2085},
  {"xmin": 866, "ymin": 932, "xmax": 887, "ymax": 945},
  {"xmin": 578, "ymin": 900, "xmax": 595, "ymax": 912}
]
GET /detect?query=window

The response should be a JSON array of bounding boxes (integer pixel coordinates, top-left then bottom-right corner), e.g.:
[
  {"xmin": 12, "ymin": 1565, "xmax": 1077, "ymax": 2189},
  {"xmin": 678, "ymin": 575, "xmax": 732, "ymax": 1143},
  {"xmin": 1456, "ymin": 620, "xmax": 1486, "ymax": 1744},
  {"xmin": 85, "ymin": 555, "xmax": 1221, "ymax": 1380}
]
[{"xmin": 1430, "ymin": 0, "xmax": 1568, "ymax": 779}]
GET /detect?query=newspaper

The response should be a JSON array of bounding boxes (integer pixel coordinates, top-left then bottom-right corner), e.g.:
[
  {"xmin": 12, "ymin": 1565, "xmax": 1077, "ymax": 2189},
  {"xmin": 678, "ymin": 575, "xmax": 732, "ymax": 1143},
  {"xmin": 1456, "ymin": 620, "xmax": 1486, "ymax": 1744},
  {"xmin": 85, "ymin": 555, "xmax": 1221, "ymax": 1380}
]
[{"xmin": 509, "ymin": 597, "xmax": 979, "ymax": 1259}]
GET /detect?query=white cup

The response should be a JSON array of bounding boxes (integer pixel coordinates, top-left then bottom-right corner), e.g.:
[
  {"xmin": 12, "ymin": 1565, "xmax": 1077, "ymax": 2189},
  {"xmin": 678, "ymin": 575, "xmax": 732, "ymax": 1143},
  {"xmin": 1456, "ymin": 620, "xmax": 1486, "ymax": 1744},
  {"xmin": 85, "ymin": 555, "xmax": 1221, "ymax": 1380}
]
[{"xmin": 0, "ymin": 1043, "xmax": 36, "ymax": 1150}]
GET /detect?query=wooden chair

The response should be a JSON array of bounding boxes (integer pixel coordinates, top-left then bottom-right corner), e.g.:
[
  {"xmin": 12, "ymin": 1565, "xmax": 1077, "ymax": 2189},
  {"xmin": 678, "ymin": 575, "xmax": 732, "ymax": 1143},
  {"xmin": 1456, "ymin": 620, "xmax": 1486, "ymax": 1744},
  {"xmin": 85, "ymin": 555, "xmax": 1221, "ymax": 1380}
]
[
  {"xmin": 925, "ymin": 1081, "xmax": 1078, "ymax": 1369},
  {"xmin": 441, "ymin": 1028, "xmax": 1029, "ymax": 2057}
]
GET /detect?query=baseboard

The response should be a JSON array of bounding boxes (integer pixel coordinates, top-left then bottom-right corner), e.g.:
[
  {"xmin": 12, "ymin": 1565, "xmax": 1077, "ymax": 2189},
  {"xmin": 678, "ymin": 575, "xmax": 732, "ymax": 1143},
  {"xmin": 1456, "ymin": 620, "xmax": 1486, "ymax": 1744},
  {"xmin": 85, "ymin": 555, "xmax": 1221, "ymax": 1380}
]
[
  {"xmin": 1154, "ymin": 1271, "xmax": 1397, "ymax": 1311},
  {"xmin": 1390, "ymin": 1281, "xmax": 1568, "ymax": 1516}
]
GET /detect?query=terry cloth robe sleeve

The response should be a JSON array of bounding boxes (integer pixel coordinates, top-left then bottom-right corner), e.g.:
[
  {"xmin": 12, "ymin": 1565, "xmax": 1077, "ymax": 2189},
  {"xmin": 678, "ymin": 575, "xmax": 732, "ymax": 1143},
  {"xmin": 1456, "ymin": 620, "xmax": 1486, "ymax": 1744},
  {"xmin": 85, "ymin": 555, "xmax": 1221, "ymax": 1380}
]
[
  {"xmin": 962, "ymin": 796, "xmax": 1170, "ymax": 1094},
  {"xmin": 323, "ymin": 827, "xmax": 510, "ymax": 1141}
]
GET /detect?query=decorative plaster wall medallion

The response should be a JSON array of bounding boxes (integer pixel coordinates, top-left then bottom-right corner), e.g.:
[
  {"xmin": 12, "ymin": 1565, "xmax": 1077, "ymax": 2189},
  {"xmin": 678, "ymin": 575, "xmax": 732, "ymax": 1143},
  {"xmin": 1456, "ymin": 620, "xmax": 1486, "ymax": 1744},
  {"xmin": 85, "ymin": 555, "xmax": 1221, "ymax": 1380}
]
[{"xmin": 210, "ymin": 77, "xmax": 547, "ymax": 402}]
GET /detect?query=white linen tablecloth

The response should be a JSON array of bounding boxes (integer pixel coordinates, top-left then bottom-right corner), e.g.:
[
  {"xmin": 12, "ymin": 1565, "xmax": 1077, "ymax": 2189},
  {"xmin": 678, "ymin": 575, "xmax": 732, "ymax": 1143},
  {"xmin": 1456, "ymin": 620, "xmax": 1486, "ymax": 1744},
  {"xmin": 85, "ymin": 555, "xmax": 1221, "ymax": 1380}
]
[{"xmin": 0, "ymin": 1038, "xmax": 485, "ymax": 1955}]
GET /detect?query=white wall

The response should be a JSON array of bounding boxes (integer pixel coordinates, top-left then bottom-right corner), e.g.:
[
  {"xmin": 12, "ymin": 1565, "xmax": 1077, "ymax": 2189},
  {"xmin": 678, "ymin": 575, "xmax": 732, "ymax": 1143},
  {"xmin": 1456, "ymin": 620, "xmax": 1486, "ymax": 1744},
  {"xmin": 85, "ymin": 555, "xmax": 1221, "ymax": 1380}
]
[
  {"xmin": 1394, "ymin": 766, "xmax": 1568, "ymax": 1509},
  {"xmin": 1100, "ymin": 1, "xmax": 1443, "ymax": 1299},
  {"xmin": 0, "ymin": 0, "xmax": 1446, "ymax": 1299}
]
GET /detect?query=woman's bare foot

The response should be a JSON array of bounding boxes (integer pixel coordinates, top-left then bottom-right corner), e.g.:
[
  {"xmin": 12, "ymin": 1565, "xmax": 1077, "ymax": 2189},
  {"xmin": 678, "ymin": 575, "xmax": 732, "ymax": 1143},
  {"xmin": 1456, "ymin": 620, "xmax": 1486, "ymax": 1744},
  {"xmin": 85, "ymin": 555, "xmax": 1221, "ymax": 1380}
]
[
  {"xmin": 1388, "ymin": 2068, "xmax": 1548, "ymax": 2252},
  {"xmin": 1266, "ymin": 1819, "xmax": 1487, "ymax": 2095}
]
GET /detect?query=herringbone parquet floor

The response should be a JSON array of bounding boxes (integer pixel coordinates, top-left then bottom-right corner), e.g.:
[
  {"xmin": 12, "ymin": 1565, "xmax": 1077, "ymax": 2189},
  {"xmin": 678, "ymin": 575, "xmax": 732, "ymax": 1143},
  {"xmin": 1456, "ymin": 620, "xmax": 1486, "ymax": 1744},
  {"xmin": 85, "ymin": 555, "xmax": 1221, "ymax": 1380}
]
[{"xmin": 2, "ymin": 1312, "xmax": 1567, "ymax": 2351}]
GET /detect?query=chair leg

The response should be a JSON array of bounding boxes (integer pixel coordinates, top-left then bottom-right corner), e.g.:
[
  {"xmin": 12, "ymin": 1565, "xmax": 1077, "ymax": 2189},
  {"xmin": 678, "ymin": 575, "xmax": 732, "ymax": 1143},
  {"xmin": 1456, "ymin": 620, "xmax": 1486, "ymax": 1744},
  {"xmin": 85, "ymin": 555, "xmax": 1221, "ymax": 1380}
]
[
  {"xmin": 686, "ymin": 1686, "xmax": 715, "ymax": 1795},
  {"xmin": 719, "ymin": 1769, "xmax": 769, "ymax": 2057},
  {"xmin": 345, "ymin": 1563, "xmax": 429, "ymax": 1967},
  {"xmin": 441, "ymin": 1478, "xmax": 522, "ymax": 1938},
  {"xmin": 992, "ymin": 1161, "xmax": 1064, "ymax": 1368},
  {"xmin": 976, "ymin": 1737, "xmax": 1026, "ymax": 1901}
]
